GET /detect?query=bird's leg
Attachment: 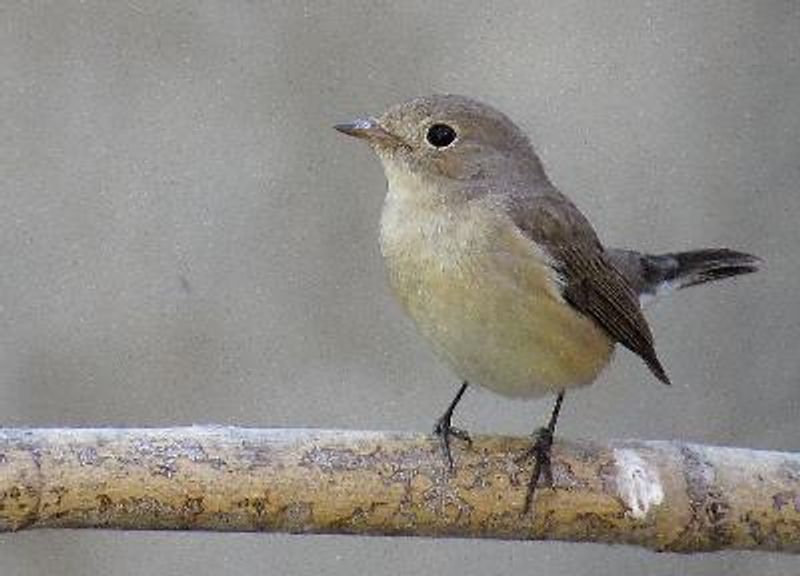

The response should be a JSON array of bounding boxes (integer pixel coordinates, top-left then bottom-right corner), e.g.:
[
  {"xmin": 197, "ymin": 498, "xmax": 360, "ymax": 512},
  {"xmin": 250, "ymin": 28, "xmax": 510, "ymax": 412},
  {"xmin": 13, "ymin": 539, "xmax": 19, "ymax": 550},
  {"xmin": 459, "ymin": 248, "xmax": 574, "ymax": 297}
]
[
  {"xmin": 517, "ymin": 390, "xmax": 565, "ymax": 514},
  {"xmin": 433, "ymin": 381, "xmax": 472, "ymax": 469}
]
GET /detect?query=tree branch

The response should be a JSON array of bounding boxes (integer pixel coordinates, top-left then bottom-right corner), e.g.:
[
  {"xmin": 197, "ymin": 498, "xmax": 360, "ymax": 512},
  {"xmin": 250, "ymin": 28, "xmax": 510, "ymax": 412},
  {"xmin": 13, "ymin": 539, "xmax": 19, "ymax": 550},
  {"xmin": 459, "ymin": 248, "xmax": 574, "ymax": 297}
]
[{"xmin": 0, "ymin": 427, "xmax": 797, "ymax": 553}]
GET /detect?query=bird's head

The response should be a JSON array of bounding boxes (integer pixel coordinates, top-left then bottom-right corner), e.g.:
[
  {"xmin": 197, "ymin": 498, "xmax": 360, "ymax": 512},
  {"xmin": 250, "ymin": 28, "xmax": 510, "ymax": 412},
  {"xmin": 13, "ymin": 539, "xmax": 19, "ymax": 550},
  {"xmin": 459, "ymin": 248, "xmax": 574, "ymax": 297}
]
[{"xmin": 335, "ymin": 94, "xmax": 547, "ymax": 188}]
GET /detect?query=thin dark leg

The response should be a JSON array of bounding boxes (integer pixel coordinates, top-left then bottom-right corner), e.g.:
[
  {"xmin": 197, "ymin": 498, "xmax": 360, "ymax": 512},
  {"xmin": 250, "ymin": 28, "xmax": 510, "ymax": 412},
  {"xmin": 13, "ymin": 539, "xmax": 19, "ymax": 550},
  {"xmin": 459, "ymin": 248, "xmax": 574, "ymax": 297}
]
[
  {"xmin": 433, "ymin": 381, "xmax": 472, "ymax": 469},
  {"xmin": 521, "ymin": 390, "xmax": 565, "ymax": 513}
]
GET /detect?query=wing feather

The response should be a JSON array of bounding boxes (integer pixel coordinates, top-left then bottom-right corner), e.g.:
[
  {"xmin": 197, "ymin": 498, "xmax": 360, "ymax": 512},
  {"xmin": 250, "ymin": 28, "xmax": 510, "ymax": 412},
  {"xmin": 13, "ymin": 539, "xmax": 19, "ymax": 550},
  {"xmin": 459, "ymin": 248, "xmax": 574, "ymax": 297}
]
[{"xmin": 510, "ymin": 193, "xmax": 670, "ymax": 385}]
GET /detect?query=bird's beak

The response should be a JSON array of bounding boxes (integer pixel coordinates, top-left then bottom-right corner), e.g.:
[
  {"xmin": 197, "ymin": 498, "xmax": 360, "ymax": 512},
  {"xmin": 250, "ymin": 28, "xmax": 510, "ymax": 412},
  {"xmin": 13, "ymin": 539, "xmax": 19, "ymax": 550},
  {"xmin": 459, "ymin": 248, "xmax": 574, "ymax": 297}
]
[{"xmin": 334, "ymin": 117, "xmax": 394, "ymax": 143}]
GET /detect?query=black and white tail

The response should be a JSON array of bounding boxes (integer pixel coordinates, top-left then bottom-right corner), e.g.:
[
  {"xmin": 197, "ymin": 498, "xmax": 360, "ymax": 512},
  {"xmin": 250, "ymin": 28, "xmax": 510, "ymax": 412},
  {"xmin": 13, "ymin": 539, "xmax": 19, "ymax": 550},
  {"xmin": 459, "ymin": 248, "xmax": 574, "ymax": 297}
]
[{"xmin": 609, "ymin": 248, "xmax": 761, "ymax": 305}]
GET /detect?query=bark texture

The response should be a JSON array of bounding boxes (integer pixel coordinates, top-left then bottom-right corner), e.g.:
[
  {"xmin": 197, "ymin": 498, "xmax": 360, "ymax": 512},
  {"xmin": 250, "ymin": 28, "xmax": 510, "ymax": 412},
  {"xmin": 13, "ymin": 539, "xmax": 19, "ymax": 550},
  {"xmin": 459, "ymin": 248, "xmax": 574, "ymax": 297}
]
[{"xmin": 0, "ymin": 427, "xmax": 798, "ymax": 554}]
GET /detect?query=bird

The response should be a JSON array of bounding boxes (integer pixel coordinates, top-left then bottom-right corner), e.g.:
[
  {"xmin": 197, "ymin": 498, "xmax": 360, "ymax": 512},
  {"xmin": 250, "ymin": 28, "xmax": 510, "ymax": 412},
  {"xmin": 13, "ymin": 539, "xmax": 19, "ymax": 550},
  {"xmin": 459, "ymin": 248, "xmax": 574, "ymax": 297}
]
[{"xmin": 334, "ymin": 94, "xmax": 760, "ymax": 512}]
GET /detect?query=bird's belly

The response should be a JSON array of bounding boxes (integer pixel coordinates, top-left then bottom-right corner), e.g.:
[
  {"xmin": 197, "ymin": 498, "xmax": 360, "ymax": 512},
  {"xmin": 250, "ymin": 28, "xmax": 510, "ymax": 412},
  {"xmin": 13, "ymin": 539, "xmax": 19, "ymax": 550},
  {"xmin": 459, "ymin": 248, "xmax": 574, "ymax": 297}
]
[
  {"xmin": 400, "ymin": 268, "xmax": 613, "ymax": 397},
  {"xmin": 381, "ymin": 206, "xmax": 614, "ymax": 398}
]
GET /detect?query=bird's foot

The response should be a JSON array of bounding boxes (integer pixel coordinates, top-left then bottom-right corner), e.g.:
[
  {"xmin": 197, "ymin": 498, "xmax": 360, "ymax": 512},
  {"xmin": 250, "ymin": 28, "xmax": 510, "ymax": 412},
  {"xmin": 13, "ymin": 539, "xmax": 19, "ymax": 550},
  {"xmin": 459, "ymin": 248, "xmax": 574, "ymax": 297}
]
[
  {"xmin": 515, "ymin": 426, "xmax": 555, "ymax": 514},
  {"xmin": 433, "ymin": 414, "xmax": 472, "ymax": 470}
]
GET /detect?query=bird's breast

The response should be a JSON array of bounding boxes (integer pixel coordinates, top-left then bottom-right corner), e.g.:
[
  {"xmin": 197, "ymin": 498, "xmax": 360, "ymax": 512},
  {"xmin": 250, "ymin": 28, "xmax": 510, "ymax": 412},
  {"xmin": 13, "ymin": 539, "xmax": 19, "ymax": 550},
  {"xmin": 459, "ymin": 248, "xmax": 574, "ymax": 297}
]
[{"xmin": 378, "ymin": 172, "xmax": 613, "ymax": 397}]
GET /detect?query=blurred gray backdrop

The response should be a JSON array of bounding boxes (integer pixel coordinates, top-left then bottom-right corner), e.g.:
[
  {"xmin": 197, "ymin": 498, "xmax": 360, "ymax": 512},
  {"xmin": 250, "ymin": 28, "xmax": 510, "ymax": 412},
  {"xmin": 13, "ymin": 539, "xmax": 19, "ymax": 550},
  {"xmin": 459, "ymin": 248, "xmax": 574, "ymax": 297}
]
[{"xmin": 1, "ymin": 1, "xmax": 799, "ymax": 574}]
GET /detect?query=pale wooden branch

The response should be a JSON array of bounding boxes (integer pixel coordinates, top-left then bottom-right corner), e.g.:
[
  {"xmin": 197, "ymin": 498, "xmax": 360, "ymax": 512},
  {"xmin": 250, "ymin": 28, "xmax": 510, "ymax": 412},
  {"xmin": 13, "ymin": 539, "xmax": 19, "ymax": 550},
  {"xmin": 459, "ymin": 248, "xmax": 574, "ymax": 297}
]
[{"xmin": 0, "ymin": 427, "xmax": 798, "ymax": 553}]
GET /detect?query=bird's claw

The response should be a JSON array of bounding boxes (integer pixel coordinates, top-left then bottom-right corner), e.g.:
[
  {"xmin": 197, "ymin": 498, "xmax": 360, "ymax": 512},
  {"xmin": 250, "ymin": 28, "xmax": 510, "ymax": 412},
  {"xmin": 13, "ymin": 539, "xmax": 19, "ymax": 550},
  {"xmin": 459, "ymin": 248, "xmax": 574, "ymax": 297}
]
[
  {"xmin": 433, "ymin": 415, "xmax": 472, "ymax": 470},
  {"xmin": 516, "ymin": 426, "xmax": 555, "ymax": 514}
]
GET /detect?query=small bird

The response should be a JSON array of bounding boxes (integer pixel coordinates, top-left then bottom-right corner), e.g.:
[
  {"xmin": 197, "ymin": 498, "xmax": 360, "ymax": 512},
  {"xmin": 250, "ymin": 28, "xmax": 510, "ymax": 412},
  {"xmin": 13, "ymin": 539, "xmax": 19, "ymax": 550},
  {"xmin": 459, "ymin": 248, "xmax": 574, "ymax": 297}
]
[{"xmin": 335, "ymin": 95, "xmax": 759, "ymax": 512}]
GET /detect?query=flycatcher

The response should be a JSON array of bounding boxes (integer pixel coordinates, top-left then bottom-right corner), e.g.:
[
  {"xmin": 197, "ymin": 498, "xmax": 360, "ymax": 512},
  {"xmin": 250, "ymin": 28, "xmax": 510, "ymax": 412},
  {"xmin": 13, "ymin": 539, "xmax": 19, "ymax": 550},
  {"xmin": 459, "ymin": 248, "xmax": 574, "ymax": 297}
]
[{"xmin": 335, "ymin": 94, "xmax": 759, "ymax": 511}]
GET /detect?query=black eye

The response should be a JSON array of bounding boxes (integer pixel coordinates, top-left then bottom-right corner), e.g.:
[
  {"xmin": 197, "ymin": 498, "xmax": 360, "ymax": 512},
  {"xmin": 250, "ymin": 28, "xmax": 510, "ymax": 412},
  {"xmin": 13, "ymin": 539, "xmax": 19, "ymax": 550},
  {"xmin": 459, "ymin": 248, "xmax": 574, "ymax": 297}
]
[{"xmin": 426, "ymin": 123, "xmax": 457, "ymax": 148}]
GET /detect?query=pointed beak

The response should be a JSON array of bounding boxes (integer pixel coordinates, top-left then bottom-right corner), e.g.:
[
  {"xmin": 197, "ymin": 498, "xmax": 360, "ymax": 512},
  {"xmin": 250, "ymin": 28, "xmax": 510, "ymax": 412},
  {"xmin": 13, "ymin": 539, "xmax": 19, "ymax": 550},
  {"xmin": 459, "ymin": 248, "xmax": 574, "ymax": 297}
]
[{"xmin": 334, "ymin": 117, "xmax": 394, "ymax": 142}]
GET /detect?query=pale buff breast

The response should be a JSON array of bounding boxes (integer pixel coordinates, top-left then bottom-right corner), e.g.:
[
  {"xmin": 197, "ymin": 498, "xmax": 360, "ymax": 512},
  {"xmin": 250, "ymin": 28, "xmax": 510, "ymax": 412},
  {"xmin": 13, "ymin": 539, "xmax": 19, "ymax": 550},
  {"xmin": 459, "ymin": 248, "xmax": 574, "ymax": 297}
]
[{"xmin": 378, "ymin": 169, "xmax": 614, "ymax": 398}]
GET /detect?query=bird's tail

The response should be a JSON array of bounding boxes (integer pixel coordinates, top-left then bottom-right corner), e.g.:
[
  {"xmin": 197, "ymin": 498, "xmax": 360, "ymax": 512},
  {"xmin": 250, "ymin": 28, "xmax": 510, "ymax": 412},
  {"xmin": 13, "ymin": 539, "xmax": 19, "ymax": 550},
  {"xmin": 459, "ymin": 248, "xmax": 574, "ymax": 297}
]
[{"xmin": 609, "ymin": 248, "xmax": 761, "ymax": 304}]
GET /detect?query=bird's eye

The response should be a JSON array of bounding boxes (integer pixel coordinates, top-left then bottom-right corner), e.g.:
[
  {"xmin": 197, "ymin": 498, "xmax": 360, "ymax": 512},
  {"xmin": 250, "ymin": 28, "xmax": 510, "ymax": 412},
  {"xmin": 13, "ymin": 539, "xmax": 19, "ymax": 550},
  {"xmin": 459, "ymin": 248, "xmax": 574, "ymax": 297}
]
[{"xmin": 426, "ymin": 123, "xmax": 457, "ymax": 148}]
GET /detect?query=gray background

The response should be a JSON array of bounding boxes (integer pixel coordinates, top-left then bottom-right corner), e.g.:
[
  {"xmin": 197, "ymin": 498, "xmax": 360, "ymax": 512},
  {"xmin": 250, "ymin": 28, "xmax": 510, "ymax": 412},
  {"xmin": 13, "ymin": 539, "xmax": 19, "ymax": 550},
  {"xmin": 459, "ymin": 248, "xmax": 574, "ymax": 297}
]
[{"xmin": 1, "ymin": 1, "xmax": 799, "ymax": 574}]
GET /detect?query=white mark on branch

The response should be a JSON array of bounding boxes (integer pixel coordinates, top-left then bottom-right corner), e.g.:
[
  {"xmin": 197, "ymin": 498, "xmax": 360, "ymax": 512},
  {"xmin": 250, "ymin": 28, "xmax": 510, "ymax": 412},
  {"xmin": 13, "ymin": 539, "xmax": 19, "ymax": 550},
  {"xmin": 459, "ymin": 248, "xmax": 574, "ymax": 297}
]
[{"xmin": 614, "ymin": 448, "xmax": 664, "ymax": 519}]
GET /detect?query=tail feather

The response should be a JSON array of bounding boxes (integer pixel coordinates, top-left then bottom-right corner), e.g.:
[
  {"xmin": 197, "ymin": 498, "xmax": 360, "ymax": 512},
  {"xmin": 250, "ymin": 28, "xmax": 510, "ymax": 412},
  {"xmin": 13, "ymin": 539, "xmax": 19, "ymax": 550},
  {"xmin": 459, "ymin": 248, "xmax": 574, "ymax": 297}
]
[
  {"xmin": 608, "ymin": 248, "xmax": 761, "ymax": 303},
  {"xmin": 660, "ymin": 249, "xmax": 761, "ymax": 289}
]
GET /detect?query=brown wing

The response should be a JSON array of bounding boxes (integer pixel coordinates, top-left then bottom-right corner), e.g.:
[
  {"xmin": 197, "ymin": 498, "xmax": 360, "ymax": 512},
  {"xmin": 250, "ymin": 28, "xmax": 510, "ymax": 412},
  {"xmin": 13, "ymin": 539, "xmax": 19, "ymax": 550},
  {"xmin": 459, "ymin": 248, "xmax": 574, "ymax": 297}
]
[{"xmin": 511, "ymin": 193, "xmax": 670, "ymax": 385}]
